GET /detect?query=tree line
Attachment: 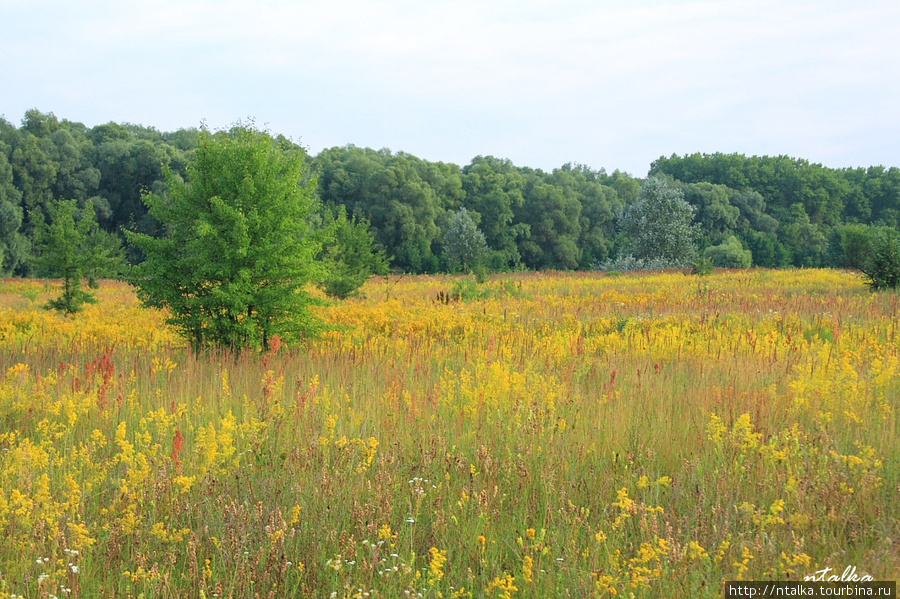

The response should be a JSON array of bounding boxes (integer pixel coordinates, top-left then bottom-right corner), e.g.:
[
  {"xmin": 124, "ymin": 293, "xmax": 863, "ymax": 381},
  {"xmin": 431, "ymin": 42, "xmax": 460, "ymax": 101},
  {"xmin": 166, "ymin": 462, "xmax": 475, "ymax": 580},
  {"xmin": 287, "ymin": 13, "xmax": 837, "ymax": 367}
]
[{"xmin": 2, "ymin": 109, "xmax": 900, "ymax": 283}]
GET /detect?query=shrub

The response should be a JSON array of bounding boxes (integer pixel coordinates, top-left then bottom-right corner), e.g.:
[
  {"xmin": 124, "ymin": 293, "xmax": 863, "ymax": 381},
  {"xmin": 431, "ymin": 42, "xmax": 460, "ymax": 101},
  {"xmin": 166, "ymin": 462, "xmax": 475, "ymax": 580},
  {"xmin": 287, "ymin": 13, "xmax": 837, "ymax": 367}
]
[
  {"xmin": 703, "ymin": 236, "xmax": 752, "ymax": 268},
  {"xmin": 593, "ymin": 254, "xmax": 684, "ymax": 272},
  {"xmin": 859, "ymin": 227, "xmax": 900, "ymax": 290}
]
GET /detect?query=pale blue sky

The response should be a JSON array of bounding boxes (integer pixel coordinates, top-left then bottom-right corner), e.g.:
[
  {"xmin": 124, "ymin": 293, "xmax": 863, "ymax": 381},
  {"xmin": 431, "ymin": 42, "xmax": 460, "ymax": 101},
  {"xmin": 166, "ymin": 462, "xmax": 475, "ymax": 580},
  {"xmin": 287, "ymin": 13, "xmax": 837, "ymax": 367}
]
[{"xmin": 2, "ymin": 0, "xmax": 898, "ymax": 175}]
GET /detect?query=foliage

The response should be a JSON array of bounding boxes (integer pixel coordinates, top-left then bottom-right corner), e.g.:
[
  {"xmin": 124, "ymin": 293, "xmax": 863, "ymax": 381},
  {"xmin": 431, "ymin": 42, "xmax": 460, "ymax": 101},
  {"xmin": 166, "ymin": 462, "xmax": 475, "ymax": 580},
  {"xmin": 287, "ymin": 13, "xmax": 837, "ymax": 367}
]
[
  {"xmin": 651, "ymin": 153, "xmax": 900, "ymax": 266},
  {"xmin": 127, "ymin": 123, "xmax": 324, "ymax": 351},
  {"xmin": 32, "ymin": 199, "xmax": 125, "ymax": 313},
  {"xmin": 617, "ymin": 176, "xmax": 698, "ymax": 267},
  {"xmin": 680, "ymin": 181, "xmax": 739, "ymax": 241},
  {"xmin": 515, "ymin": 171, "xmax": 583, "ymax": 270},
  {"xmin": 460, "ymin": 156, "xmax": 527, "ymax": 268},
  {"xmin": 742, "ymin": 230, "xmax": 791, "ymax": 268},
  {"xmin": 0, "ymin": 152, "xmax": 29, "ymax": 275},
  {"xmin": 691, "ymin": 255, "xmax": 714, "ymax": 276},
  {"xmin": 442, "ymin": 207, "xmax": 489, "ymax": 273},
  {"xmin": 318, "ymin": 205, "xmax": 389, "ymax": 299},
  {"xmin": 3, "ymin": 110, "xmax": 900, "ymax": 280},
  {"xmin": 593, "ymin": 253, "xmax": 682, "ymax": 272},
  {"xmin": 703, "ymin": 235, "xmax": 753, "ymax": 268},
  {"xmin": 857, "ymin": 226, "xmax": 900, "ymax": 290},
  {"xmin": 315, "ymin": 145, "xmax": 462, "ymax": 273},
  {"xmin": 825, "ymin": 223, "xmax": 900, "ymax": 290},
  {"xmin": 827, "ymin": 223, "xmax": 876, "ymax": 269}
]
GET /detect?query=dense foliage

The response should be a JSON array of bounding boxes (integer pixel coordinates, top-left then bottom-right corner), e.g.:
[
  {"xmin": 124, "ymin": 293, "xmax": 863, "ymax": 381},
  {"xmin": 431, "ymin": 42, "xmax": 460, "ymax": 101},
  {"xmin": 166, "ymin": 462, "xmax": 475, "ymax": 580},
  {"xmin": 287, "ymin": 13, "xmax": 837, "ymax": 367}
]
[
  {"xmin": 127, "ymin": 124, "xmax": 324, "ymax": 351},
  {"xmin": 617, "ymin": 177, "xmax": 698, "ymax": 268},
  {"xmin": 32, "ymin": 199, "xmax": 125, "ymax": 313},
  {"xmin": 317, "ymin": 205, "xmax": 389, "ymax": 299},
  {"xmin": 1, "ymin": 110, "xmax": 899, "ymax": 281},
  {"xmin": 442, "ymin": 207, "xmax": 489, "ymax": 273}
]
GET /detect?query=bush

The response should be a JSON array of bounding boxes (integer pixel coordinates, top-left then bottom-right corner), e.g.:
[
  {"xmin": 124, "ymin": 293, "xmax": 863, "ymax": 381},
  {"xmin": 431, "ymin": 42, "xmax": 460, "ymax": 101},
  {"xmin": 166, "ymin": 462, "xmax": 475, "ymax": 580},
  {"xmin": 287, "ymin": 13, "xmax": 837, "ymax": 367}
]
[
  {"xmin": 828, "ymin": 223, "xmax": 876, "ymax": 269},
  {"xmin": 691, "ymin": 256, "xmax": 714, "ymax": 276},
  {"xmin": 703, "ymin": 236, "xmax": 752, "ymax": 268},
  {"xmin": 593, "ymin": 254, "xmax": 684, "ymax": 272},
  {"xmin": 859, "ymin": 227, "xmax": 900, "ymax": 290}
]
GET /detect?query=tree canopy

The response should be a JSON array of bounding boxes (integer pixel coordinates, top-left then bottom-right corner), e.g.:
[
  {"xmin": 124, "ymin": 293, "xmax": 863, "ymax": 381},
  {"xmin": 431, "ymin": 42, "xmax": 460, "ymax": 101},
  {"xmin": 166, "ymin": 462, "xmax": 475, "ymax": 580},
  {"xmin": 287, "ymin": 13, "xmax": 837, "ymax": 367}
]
[
  {"xmin": 2, "ymin": 110, "xmax": 900, "ymax": 287},
  {"xmin": 617, "ymin": 177, "xmax": 698, "ymax": 267},
  {"xmin": 443, "ymin": 208, "xmax": 490, "ymax": 274},
  {"xmin": 127, "ymin": 124, "xmax": 324, "ymax": 351}
]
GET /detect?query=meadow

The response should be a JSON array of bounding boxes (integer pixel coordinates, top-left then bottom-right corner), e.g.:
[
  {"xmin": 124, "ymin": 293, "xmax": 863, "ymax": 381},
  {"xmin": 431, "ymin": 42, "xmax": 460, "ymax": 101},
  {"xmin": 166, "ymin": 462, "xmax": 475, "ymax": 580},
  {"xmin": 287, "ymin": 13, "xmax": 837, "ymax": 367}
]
[{"xmin": 0, "ymin": 269, "xmax": 897, "ymax": 598}]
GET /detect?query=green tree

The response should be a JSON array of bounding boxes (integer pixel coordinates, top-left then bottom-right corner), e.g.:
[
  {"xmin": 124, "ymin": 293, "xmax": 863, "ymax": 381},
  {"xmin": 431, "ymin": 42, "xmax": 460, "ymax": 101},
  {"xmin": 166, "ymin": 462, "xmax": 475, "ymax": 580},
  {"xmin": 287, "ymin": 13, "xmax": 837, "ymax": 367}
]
[
  {"xmin": 831, "ymin": 225, "xmax": 900, "ymax": 291},
  {"xmin": 515, "ymin": 170, "xmax": 582, "ymax": 270},
  {"xmin": 617, "ymin": 177, "xmax": 698, "ymax": 266},
  {"xmin": 33, "ymin": 199, "xmax": 124, "ymax": 313},
  {"xmin": 318, "ymin": 205, "xmax": 389, "ymax": 299},
  {"xmin": 127, "ymin": 124, "xmax": 324, "ymax": 351},
  {"xmin": 551, "ymin": 163, "xmax": 621, "ymax": 269},
  {"xmin": 0, "ymin": 147, "xmax": 29, "ymax": 275},
  {"xmin": 827, "ymin": 223, "xmax": 872, "ymax": 269},
  {"xmin": 681, "ymin": 182, "xmax": 739, "ymax": 243},
  {"xmin": 703, "ymin": 236, "xmax": 752, "ymax": 268},
  {"xmin": 315, "ymin": 146, "xmax": 460, "ymax": 273},
  {"xmin": 461, "ymin": 156, "xmax": 527, "ymax": 269},
  {"xmin": 859, "ymin": 227, "xmax": 900, "ymax": 290},
  {"xmin": 443, "ymin": 207, "xmax": 490, "ymax": 273},
  {"xmin": 742, "ymin": 230, "xmax": 791, "ymax": 267},
  {"xmin": 778, "ymin": 203, "xmax": 827, "ymax": 266}
]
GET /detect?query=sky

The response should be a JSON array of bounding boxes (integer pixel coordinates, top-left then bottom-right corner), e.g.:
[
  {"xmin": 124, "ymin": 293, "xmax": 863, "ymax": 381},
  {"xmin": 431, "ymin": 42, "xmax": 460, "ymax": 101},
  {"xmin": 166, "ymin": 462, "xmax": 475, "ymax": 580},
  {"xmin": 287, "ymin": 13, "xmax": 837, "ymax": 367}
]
[{"xmin": 2, "ymin": 0, "xmax": 898, "ymax": 176}]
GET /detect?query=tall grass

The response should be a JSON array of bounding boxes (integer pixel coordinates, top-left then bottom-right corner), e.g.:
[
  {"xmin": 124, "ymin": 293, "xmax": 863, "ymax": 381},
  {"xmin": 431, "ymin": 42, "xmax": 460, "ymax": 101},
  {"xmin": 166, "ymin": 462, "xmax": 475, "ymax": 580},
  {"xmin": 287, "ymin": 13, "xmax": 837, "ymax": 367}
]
[{"xmin": 0, "ymin": 270, "xmax": 897, "ymax": 598}]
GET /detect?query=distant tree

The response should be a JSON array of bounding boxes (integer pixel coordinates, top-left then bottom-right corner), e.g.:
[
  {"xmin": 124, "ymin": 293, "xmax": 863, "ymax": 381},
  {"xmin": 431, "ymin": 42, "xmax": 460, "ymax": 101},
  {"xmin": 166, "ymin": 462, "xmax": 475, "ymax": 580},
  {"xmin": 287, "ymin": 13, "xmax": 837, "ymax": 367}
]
[
  {"xmin": 778, "ymin": 203, "xmax": 827, "ymax": 266},
  {"xmin": 551, "ymin": 163, "xmax": 621, "ymax": 269},
  {"xmin": 618, "ymin": 177, "xmax": 698, "ymax": 267},
  {"xmin": 315, "ymin": 146, "xmax": 460, "ymax": 273},
  {"xmin": 681, "ymin": 182, "xmax": 740, "ymax": 242},
  {"xmin": 318, "ymin": 205, "xmax": 389, "ymax": 299},
  {"xmin": 742, "ymin": 230, "xmax": 791, "ymax": 268},
  {"xmin": 127, "ymin": 124, "xmax": 325, "ymax": 351},
  {"xmin": 461, "ymin": 156, "xmax": 527, "ymax": 269},
  {"xmin": 849, "ymin": 226, "xmax": 900, "ymax": 291},
  {"xmin": 515, "ymin": 173, "xmax": 582, "ymax": 270},
  {"xmin": 0, "ymin": 148, "xmax": 29, "ymax": 275},
  {"xmin": 33, "ymin": 199, "xmax": 125, "ymax": 313},
  {"xmin": 443, "ymin": 208, "xmax": 490, "ymax": 273},
  {"xmin": 729, "ymin": 189, "xmax": 779, "ymax": 234},
  {"xmin": 826, "ymin": 223, "xmax": 871, "ymax": 268},
  {"xmin": 703, "ymin": 236, "xmax": 752, "ymax": 268}
]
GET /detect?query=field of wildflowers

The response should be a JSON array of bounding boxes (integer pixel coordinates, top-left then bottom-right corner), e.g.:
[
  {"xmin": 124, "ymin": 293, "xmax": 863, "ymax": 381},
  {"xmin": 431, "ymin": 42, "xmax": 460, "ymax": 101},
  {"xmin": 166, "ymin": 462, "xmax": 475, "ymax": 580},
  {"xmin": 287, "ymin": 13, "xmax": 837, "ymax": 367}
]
[{"xmin": 0, "ymin": 270, "xmax": 897, "ymax": 598}]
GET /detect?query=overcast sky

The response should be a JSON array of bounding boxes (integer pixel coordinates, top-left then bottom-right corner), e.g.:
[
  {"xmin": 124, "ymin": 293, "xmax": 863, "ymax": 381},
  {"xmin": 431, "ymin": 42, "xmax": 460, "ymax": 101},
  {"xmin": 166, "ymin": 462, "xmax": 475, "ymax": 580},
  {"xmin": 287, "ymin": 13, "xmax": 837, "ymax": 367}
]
[{"xmin": 2, "ymin": 0, "xmax": 898, "ymax": 175}]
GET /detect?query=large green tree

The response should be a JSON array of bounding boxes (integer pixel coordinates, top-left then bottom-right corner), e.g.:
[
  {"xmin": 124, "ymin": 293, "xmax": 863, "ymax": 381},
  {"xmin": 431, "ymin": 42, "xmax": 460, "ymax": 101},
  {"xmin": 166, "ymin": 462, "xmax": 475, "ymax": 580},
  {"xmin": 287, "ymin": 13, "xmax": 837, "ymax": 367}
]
[
  {"xmin": 617, "ymin": 177, "xmax": 698, "ymax": 266},
  {"xmin": 316, "ymin": 146, "xmax": 461, "ymax": 273},
  {"xmin": 443, "ymin": 207, "xmax": 489, "ymax": 273},
  {"xmin": 127, "ymin": 124, "xmax": 324, "ymax": 351},
  {"xmin": 0, "ymin": 146, "xmax": 29, "ymax": 275},
  {"xmin": 514, "ymin": 169, "xmax": 583, "ymax": 270},
  {"xmin": 549, "ymin": 164, "xmax": 621, "ymax": 269},
  {"xmin": 460, "ymin": 156, "xmax": 527, "ymax": 269}
]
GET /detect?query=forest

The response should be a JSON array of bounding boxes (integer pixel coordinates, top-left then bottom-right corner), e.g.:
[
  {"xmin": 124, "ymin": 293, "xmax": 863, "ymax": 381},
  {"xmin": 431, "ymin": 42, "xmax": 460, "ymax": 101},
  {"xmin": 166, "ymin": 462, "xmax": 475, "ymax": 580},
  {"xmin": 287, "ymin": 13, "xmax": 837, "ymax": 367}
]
[{"xmin": 2, "ymin": 108, "xmax": 899, "ymax": 279}]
